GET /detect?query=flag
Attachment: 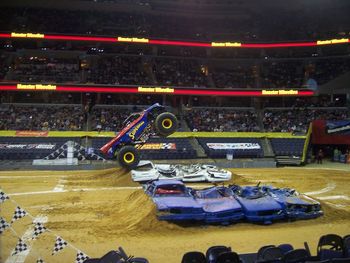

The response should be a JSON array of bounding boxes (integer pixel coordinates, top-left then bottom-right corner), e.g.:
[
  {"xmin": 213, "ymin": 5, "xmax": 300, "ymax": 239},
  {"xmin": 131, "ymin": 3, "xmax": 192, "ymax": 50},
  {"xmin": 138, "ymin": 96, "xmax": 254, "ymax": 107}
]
[
  {"xmin": 11, "ymin": 206, "xmax": 27, "ymax": 223},
  {"xmin": 0, "ymin": 190, "xmax": 9, "ymax": 203},
  {"xmin": 0, "ymin": 217, "xmax": 9, "ymax": 234},
  {"xmin": 52, "ymin": 236, "xmax": 68, "ymax": 255},
  {"xmin": 76, "ymin": 251, "xmax": 89, "ymax": 263},
  {"xmin": 12, "ymin": 239, "xmax": 28, "ymax": 255},
  {"xmin": 32, "ymin": 222, "xmax": 47, "ymax": 239}
]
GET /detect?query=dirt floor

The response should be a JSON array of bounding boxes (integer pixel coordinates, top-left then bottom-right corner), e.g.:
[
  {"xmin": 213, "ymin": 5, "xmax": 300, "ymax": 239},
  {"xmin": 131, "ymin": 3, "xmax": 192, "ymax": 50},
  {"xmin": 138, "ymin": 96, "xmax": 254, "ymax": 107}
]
[{"xmin": 0, "ymin": 165, "xmax": 349, "ymax": 263}]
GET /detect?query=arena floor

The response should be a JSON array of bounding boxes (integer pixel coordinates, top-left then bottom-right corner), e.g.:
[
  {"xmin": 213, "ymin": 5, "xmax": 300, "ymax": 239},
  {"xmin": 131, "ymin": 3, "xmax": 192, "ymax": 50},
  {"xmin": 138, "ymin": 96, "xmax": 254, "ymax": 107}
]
[{"xmin": 1, "ymin": 164, "xmax": 350, "ymax": 263}]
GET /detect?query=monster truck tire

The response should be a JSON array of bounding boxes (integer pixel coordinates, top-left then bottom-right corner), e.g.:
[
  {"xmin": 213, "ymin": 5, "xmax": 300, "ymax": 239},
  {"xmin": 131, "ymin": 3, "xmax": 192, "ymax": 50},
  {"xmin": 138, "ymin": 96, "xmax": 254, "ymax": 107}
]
[
  {"xmin": 155, "ymin": 112, "xmax": 178, "ymax": 137},
  {"xmin": 118, "ymin": 145, "xmax": 140, "ymax": 169}
]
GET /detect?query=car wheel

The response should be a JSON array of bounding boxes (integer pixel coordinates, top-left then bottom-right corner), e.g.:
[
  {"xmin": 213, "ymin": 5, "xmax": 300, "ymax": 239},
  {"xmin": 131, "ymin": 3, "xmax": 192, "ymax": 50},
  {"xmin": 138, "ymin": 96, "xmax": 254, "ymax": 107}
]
[
  {"xmin": 118, "ymin": 145, "xmax": 140, "ymax": 169},
  {"xmin": 155, "ymin": 112, "xmax": 178, "ymax": 137}
]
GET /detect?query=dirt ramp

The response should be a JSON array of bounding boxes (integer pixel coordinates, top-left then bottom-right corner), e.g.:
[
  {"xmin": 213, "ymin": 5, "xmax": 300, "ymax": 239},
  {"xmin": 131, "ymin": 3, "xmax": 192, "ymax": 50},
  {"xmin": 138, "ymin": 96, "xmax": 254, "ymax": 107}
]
[
  {"xmin": 103, "ymin": 190, "xmax": 185, "ymax": 236},
  {"xmin": 66, "ymin": 168, "xmax": 137, "ymax": 187}
]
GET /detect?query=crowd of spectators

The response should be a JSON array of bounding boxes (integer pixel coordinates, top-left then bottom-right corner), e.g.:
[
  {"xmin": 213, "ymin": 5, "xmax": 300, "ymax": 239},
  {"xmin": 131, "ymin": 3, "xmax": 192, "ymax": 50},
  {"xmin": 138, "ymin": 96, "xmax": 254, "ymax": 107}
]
[
  {"xmin": 211, "ymin": 65, "xmax": 256, "ymax": 89},
  {"xmin": 86, "ymin": 56, "xmax": 152, "ymax": 85},
  {"xmin": 90, "ymin": 107, "xmax": 132, "ymax": 132},
  {"xmin": 263, "ymin": 108, "xmax": 349, "ymax": 133},
  {"xmin": 153, "ymin": 58, "xmax": 208, "ymax": 87},
  {"xmin": 10, "ymin": 56, "xmax": 80, "ymax": 83},
  {"xmin": 312, "ymin": 58, "xmax": 350, "ymax": 85},
  {"xmin": 0, "ymin": 51, "xmax": 349, "ymax": 90},
  {"xmin": 261, "ymin": 61, "xmax": 304, "ymax": 89},
  {"xmin": 185, "ymin": 108, "xmax": 260, "ymax": 132},
  {"xmin": 0, "ymin": 105, "xmax": 85, "ymax": 131}
]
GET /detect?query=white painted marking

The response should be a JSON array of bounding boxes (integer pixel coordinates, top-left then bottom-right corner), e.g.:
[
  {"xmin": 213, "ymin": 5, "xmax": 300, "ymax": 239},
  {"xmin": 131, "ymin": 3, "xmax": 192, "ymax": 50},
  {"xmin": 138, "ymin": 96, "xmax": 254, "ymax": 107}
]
[
  {"xmin": 324, "ymin": 202, "xmax": 349, "ymax": 210},
  {"xmin": 8, "ymin": 186, "xmax": 142, "ymax": 196},
  {"xmin": 304, "ymin": 182, "xmax": 336, "ymax": 195},
  {"xmin": 5, "ymin": 216, "xmax": 48, "ymax": 263},
  {"xmin": 318, "ymin": 195, "xmax": 350, "ymax": 201},
  {"xmin": 52, "ymin": 179, "xmax": 66, "ymax": 192},
  {"xmin": 250, "ymin": 179, "xmax": 285, "ymax": 183}
]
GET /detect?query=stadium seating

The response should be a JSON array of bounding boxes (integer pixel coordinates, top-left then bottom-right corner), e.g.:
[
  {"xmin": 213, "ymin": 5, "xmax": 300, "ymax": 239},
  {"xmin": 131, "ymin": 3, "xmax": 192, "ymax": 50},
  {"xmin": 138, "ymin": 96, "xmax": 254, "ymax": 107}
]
[
  {"xmin": 270, "ymin": 138, "xmax": 305, "ymax": 156},
  {"xmin": 180, "ymin": 234, "xmax": 350, "ymax": 263}
]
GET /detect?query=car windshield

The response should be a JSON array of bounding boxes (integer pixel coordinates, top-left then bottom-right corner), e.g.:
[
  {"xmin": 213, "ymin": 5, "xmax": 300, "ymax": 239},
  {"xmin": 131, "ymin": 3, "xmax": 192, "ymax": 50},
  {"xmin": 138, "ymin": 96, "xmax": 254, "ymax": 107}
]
[
  {"xmin": 195, "ymin": 187, "xmax": 231, "ymax": 199},
  {"xmin": 154, "ymin": 184, "xmax": 188, "ymax": 197},
  {"xmin": 136, "ymin": 163, "xmax": 154, "ymax": 171}
]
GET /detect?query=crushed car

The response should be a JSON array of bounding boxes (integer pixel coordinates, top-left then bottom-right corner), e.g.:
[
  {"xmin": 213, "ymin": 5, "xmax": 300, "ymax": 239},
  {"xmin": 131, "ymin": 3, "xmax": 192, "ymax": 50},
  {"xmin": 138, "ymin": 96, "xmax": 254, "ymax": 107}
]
[
  {"xmin": 131, "ymin": 161, "xmax": 232, "ymax": 183},
  {"xmin": 229, "ymin": 185, "xmax": 285, "ymax": 225},
  {"xmin": 261, "ymin": 185, "xmax": 323, "ymax": 219},
  {"xmin": 144, "ymin": 180, "xmax": 243, "ymax": 224}
]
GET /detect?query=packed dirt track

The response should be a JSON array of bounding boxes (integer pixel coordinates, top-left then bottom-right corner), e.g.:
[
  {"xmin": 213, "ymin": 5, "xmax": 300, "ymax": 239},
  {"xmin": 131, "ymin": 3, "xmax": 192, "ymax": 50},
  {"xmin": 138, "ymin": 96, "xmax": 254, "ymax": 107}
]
[{"xmin": 1, "ymin": 166, "xmax": 349, "ymax": 263}]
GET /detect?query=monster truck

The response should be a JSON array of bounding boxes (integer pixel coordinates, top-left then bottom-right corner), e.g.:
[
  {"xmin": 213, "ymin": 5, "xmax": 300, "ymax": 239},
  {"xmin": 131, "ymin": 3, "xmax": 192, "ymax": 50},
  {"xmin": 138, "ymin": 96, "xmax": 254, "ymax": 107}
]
[{"xmin": 100, "ymin": 103, "xmax": 178, "ymax": 169}]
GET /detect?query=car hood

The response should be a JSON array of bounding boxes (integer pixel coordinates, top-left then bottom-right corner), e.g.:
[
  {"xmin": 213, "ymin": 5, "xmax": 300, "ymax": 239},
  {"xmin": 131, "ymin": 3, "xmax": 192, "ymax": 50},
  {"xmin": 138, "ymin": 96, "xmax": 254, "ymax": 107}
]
[
  {"xmin": 197, "ymin": 198, "xmax": 242, "ymax": 212},
  {"xmin": 153, "ymin": 196, "xmax": 202, "ymax": 209},
  {"xmin": 235, "ymin": 196, "xmax": 282, "ymax": 211},
  {"xmin": 283, "ymin": 195, "xmax": 319, "ymax": 205}
]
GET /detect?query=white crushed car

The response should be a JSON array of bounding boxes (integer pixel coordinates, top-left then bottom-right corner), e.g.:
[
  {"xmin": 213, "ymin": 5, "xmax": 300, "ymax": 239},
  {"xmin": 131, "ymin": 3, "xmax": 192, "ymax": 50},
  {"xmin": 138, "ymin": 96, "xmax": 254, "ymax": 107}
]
[{"xmin": 131, "ymin": 160, "xmax": 232, "ymax": 182}]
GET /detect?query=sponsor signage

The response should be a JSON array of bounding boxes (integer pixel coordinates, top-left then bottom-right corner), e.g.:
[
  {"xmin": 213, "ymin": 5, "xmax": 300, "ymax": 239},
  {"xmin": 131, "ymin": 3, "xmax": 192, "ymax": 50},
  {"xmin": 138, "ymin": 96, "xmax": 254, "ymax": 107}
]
[
  {"xmin": 117, "ymin": 36, "xmax": 149, "ymax": 43},
  {"xmin": 262, "ymin": 89, "xmax": 299, "ymax": 95},
  {"xmin": 211, "ymin": 42, "xmax": 241, "ymax": 47},
  {"xmin": 17, "ymin": 84, "xmax": 57, "ymax": 90},
  {"xmin": 325, "ymin": 120, "xmax": 350, "ymax": 135},
  {"xmin": 140, "ymin": 143, "xmax": 176, "ymax": 150},
  {"xmin": 317, "ymin": 38, "xmax": 348, "ymax": 45},
  {"xmin": 15, "ymin": 131, "xmax": 49, "ymax": 137},
  {"xmin": 207, "ymin": 143, "xmax": 261, "ymax": 150},
  {"xmin": 11, "ymin": 32, "xmax": 45, "ymax": 38},
  {"xmin": 0, "ymin": 143, "xmax": 56, "ymax": 150},
  {"xmin": 138, "ymin": 87, "xmax": 175, "ymax": 93}
]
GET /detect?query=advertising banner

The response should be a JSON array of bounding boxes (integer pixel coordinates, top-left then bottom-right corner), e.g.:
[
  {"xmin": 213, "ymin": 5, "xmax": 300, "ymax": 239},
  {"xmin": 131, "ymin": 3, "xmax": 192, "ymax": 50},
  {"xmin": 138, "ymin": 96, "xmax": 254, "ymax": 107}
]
[
  {"xmin": 206, "ymin": 143, "xmax": 261, "ymax": 150},
  {"xmin": 0, "ymin": 144, "xmax": 56, "ymax": 150},
  {"xmin": 140, "ymin": 143, "xmax": 176, "ymax": 150},
  {"xmin": 312, "ymin": 120, "xmax": 350, "ymax": 144}
]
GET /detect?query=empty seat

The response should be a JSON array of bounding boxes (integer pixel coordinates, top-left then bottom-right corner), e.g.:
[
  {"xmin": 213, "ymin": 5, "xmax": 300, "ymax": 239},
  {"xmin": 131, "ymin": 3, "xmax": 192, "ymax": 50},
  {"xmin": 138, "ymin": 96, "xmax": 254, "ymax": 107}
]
[
  {"xmin": 283, "ymin": 249, "xmax": 310, "ymax": 263},
  {"xmin": 317, "ymin": 234, "xmax": 344, "ymax": 260},
  {"xmin": 181, "ymin": 251, "xmax": 206, "ymax": 263}
]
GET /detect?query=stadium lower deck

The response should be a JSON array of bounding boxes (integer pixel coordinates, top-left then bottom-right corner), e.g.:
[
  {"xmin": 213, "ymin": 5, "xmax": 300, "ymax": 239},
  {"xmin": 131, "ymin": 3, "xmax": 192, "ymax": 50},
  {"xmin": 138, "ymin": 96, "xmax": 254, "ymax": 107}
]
[{"xmin": 1, "ymin": 163, "xmax": 349, "ymax": 263}]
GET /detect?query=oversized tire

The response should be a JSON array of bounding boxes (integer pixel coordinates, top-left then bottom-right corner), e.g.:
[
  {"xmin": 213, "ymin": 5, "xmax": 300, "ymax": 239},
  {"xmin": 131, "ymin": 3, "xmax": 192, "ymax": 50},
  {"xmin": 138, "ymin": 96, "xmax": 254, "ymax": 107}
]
[
  {"xmin": 155, "ymin": 112, "xmax": 178, "ymax": 137},
  {"xmin": 117, "ymin": 145, "xmax": 140, "ymax": 169}
]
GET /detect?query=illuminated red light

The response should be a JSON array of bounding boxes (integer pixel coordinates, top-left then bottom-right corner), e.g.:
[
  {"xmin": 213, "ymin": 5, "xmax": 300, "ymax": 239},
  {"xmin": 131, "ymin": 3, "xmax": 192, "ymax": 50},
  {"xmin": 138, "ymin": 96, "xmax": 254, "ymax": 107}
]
[
  {"xmin": 242, "ymin": 42, "xmax": 317, "ymax": 48},
  {"xmin": 0, "ymin": 33, "xmax": 11, "ymax": 38},
  {"xmin": 3, "ymin": 32, "xmax": 343, "ymax": 48},
  {"xmin": 44, "ymin": 35, "xmax": 116, "ymax": 42},
  {"xmin": 174, "ymin": 89, "xmax": 262, "ymax": 96},
  {"xmin": 149, "ymin": 40, "xmax": 211, "ymax": 47},
  {"xmin": 57, "ymin": 86, "xmax": 138, "ymax": 93},
  {"xmin": 0, "ymin": 84, "xmax": 314, "ymax": 96}
]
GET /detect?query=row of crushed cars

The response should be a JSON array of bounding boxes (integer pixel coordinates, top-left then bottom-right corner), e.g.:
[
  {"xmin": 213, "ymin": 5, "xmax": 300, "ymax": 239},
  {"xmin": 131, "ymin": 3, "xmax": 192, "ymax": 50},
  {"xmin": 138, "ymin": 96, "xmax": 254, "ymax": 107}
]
[{"xmin": 143, "ymin": 180, "xmax": 323, "ymax": 225}]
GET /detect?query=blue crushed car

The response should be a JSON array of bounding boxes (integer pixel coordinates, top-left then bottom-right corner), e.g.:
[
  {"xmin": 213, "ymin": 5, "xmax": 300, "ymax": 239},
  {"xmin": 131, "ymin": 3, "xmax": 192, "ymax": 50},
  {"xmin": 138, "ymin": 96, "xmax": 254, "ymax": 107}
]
[
  {"xmin": 145, "ymin": 180, "xmax": 244, "ymax": 224},
  {"xmin": 261, "ymin": 186, "xmax": 323, "ymax": 220},
  {"xmin": 193, "ymin": 186, "xmax": 244, "ymax": 224},
  {"xmin": 229, "ymin": 185, "xmax": 285, "ymax": 225},
  {"xmin": 144, "ymin": 180, "xmax": 323, "ymax": 225}
]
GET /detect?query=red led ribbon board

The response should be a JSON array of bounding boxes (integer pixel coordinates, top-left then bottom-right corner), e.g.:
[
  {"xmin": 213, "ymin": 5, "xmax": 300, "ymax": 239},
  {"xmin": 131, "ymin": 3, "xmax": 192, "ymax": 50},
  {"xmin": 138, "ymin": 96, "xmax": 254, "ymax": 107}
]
[
  {"xmin": 0, "ymin": 84, "xmax": 314, "ymax": 97},
  {"xmin": 1, "ymin": 32, "xmax": 349, "ymax": 48}
]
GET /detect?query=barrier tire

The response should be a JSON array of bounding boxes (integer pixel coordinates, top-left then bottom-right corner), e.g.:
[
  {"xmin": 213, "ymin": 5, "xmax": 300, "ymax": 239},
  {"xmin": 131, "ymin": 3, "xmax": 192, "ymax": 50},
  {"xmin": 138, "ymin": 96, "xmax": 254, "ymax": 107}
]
[
  {"xmin": 117, "ymin": 145, "xmax": 140, "ymax": 169},
  {"xmin": 155, "ymin": 112, "xmax": 178, "ymax": 137}
]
